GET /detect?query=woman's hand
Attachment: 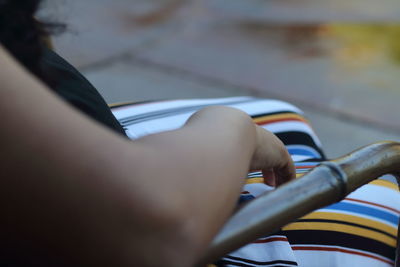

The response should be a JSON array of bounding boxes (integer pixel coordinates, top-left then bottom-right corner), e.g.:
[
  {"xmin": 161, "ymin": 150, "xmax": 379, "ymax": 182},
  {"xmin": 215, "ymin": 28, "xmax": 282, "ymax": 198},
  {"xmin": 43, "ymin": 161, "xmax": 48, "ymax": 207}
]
[
  {"xmin": 250, "ymin": 125, "xmax": 296, "ymax": 187},
  {"xmin": 188, "ymin": 106, "xmax": 295, "ymax": 187}
]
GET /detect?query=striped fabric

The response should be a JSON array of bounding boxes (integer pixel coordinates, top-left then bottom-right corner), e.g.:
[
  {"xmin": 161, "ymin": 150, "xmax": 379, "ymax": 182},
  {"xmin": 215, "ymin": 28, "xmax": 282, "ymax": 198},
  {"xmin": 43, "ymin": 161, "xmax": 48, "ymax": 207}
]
[{"xmin": 111, "ymin": 97, "xmax": 400, "ymax": 267}]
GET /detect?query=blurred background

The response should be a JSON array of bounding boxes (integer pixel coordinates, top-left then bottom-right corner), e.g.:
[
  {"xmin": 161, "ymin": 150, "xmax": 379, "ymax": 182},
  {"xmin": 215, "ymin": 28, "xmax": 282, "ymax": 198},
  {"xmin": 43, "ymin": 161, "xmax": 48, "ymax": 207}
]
[{"xmin": 40, "ymin": 0, "xmax": 400, "ymax": 158}]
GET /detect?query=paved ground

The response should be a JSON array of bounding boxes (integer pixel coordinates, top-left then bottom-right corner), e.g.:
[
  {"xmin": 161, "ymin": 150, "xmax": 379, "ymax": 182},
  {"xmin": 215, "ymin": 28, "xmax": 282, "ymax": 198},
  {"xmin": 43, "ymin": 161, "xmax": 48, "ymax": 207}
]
[
  {"xmin": 43, "ymin": 0, "xmax": 400, "ymax": 158},
  {"xmin": 206, "ymin": 0, "xmax": 400, "ymax": 22}
]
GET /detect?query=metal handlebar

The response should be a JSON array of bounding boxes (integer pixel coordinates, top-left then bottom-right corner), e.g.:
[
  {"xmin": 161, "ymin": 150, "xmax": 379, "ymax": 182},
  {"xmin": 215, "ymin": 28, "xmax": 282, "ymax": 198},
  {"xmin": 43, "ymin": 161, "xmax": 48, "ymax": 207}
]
[{"xmin": 200, "ymin": 141, "xmax": 400, "ymax": 265}]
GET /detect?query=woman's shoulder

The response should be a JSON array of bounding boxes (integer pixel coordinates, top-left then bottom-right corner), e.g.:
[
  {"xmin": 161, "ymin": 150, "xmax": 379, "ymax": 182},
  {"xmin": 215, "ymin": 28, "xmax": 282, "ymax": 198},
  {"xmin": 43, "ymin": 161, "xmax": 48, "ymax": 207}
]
[{"xmin": 40, "ymin": 48, "xmax": 127, "ymax": 136}]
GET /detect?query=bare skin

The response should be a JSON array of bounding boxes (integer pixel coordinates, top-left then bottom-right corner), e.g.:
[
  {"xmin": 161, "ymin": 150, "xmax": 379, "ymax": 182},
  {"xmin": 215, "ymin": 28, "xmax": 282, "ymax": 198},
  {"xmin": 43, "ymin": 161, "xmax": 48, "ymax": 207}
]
[{"xmin": 0, "ymin": 45, "xmax": 295, "ymax": 266}]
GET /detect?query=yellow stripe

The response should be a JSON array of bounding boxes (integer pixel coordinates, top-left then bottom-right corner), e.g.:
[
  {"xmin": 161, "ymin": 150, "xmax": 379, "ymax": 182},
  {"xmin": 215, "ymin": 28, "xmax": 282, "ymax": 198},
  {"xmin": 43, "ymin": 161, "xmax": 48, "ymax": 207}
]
[
  {"xmin": 300, "ymin": 211, "xmax": 397, "ymax": 236},
  {"xmin": 245, "ymin": 177, "xmax": 264, "ymax": 184},
  {"xmin": 283, "ymin": 221, "xmax": 396, "ymax": 247},
  {"xmin": 246, "ymin": 173, "xmax": 310, "ymax": 183},
  {"xmin": 252, "ymin": 113, "xmax": 309, "ymax": 124},
  {"xmin": 369, "ymin": 179, "xmax": 399, "ymax": 191}
]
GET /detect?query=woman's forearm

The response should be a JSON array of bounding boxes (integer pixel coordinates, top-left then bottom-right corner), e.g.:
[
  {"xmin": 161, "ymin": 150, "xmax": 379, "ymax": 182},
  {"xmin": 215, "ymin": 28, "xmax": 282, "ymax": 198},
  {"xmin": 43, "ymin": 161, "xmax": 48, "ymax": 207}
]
[{"xmin": 123, "ymin": 106, "xmax": 258, "ymax": 265}]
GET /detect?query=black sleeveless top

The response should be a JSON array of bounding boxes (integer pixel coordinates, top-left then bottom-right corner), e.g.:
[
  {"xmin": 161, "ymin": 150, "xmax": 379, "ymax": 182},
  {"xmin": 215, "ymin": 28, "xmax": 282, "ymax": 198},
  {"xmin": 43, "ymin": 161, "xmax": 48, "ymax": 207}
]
[{"xmin": 39, "ymin": 48, "xmax": 127, "ymax": 137}]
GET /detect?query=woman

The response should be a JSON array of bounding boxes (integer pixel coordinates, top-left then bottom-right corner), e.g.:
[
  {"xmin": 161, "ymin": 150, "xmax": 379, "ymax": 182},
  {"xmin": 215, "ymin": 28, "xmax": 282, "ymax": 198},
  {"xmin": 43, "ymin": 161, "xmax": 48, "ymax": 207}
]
[
  {"xmin": 1, "ymin": 1, "xmax": 398, "ymax": 266},
  {"xmin": 0, "ymin": 1, "xmax": 294, "ymax": 266}
]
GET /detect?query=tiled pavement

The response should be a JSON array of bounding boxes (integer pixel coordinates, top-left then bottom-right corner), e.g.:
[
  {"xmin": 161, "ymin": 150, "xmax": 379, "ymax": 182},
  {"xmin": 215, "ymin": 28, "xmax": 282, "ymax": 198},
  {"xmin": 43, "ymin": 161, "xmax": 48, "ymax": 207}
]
[{"xmin": 44, "ymin": 0, "xmax": 400, "ymax": 158}]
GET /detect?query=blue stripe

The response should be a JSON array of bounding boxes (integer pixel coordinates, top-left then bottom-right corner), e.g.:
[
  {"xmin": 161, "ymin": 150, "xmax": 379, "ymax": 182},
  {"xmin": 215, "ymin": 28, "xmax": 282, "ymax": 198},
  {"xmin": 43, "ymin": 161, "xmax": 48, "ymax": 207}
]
[
  {"xmin": 238, "ymin": 195, "xmax": 255, "ymax": 204},
  {"xmin": 288, "ymin": 148, "xmax": 318, "ymax": 157},
  {"xmin": 325, "ymin": 202, "xmax": 399, "ymax": 225},
  {"xmin": 287, "ymin": 145, "xmax": 321, "ymax": 158},
  {"xmin": 295, "ymin": 162, "xmax": 319, "ymax": 167}
]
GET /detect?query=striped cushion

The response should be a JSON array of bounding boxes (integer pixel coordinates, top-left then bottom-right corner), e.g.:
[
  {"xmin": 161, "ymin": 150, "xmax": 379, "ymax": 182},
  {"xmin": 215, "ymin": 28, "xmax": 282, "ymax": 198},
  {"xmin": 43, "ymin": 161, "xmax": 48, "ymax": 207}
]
[{"xmin": 111, "ymin": 97, "xmax": 399, "ymax": 267}]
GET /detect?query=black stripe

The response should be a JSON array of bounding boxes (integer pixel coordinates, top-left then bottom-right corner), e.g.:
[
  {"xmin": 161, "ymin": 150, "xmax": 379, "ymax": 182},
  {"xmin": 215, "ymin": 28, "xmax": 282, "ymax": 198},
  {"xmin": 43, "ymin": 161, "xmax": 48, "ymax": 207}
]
[
  {"xmin": 225, "ymin": 256, "xmax": 298, "ymax": 266},
  {"xmin": 250, "ymin": 111, "xmax": 300, "ymax": 119},
  {"xmin": 275, "ymin": 132, "xmax": 326, "ymax": 160},
  {"xmin": 218, "ymin": 260, "xmax": 294, "ymax": 267},
  {"xmin": 296, "ymin": 218, "xmax": 397, "ymax": 239},
  {"xmin": 297, "ymin": 159, "xmax": 324, "ymax": 163},
  {"xmin": 217, "ymin": 260, "xmax": 255, "ymax": 267},
  {"xmin": 118, "ymin": 98, "xmax": 258, "ymax": 126},
  {"xmin": 283, "ymin": 230, "xmax": 395, "ymax": 260}
]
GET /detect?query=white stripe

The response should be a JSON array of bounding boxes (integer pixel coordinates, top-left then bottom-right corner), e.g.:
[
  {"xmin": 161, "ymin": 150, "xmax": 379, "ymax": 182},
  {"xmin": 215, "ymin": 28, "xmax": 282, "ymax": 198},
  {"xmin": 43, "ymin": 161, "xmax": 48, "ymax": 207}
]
[
  {"xmin": 346, "ymin": 184, "xmax": 400, "ymax": 214},
  {"xmin": 123, "ymin": 108, "xmax": 316, "ymax": 141},
  {"xmin": 228, "ymin": 239, "xmax": 297, "ymax": 265},
  {"xmin": 124, "ymin": 113, "xmax": 192, "ymax": 139},
  {"xmin": 112, "ymin": 97, "xmax": 253, "ymax": 119},
  {"xmin": 292, "ymin": 155, "xmax": 315, "ymax": 162},
  {"xmin": 227, "ymin": 99, "xmax": 303, "ymax": 116}
]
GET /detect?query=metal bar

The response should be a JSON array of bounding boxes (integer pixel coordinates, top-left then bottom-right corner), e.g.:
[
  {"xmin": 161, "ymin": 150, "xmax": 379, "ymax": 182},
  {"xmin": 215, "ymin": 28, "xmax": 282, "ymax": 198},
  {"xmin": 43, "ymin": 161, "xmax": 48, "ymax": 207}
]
[{"xmin": 200, "ymin": 141, "xmax": 400, "ymax": 265}]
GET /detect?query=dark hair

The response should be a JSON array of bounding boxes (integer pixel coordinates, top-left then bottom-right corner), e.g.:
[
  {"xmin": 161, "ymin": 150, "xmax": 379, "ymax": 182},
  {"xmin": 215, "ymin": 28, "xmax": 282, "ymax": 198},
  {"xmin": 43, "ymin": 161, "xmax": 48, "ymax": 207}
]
[{"xmin": 0, "ymin": 0, "xmax": 64, "ymax": 86}]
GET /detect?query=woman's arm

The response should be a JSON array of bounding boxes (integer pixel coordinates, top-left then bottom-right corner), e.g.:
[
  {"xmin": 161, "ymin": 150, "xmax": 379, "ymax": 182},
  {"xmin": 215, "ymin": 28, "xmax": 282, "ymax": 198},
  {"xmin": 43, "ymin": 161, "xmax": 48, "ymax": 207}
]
[{"xmin": 0, "ymin": 45, "xmax": 294, "ymax": 266}]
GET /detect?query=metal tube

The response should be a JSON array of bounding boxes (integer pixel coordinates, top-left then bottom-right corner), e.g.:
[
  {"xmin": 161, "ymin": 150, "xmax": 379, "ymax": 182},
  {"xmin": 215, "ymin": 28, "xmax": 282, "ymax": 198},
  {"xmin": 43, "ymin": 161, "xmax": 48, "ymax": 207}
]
[
  {"xmin": 331, "ymin": 141, "xmax": 400, "ymax": 194},
  {"xmin": 200, "ymin": 141, "xmax": 400, "ymax": 265}
]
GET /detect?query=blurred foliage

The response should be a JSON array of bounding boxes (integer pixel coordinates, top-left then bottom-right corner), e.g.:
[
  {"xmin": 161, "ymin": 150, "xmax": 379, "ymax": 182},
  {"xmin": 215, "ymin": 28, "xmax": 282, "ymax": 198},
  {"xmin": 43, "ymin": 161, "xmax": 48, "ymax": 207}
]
[{"xmin": 327, "ymin": 24, "xmax": 400, "ymax": 65}]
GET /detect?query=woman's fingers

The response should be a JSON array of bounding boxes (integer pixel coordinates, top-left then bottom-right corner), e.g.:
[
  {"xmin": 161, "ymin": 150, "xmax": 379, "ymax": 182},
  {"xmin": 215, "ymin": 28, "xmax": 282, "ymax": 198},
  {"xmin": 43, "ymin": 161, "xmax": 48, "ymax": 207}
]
[
  {"xmin": 262, "ymin": 169, "xmax": 276, "ymax": 187},
  {"xmin": 251, "ymin": 126, "xmax": 296, "ymax": 187},
  {"xmin": 273, "ymin": 158, "xmax": 296, "ymax": 186},
  {"xmin": 272, "ymin": 144, "xmax": 296, "ymax": 186},
  {"xmin": 262, "ymin": 161, "xmax": 295, "ymax": 187}
]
